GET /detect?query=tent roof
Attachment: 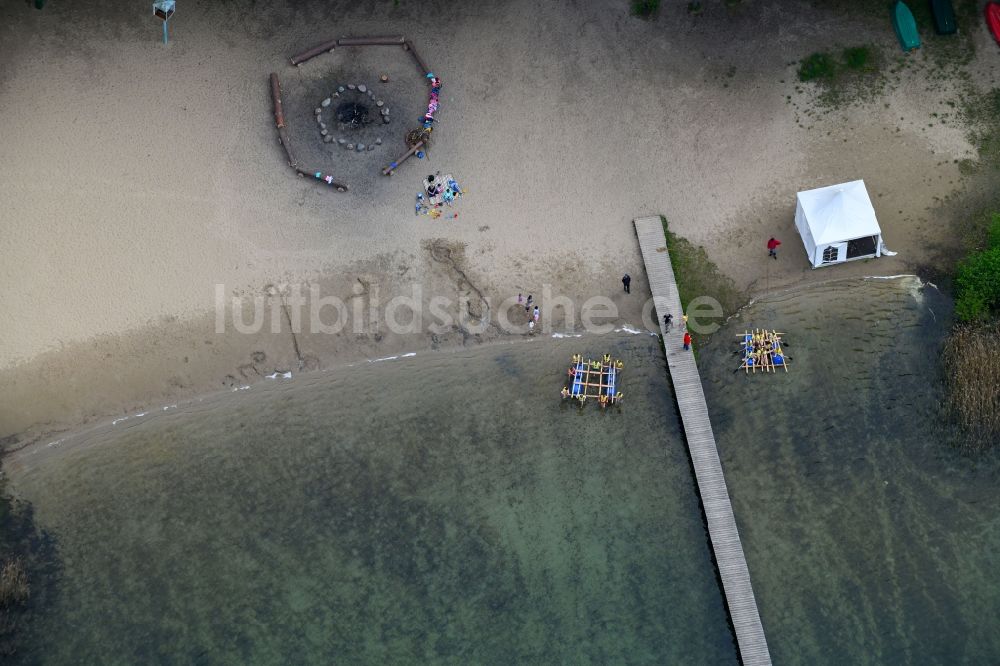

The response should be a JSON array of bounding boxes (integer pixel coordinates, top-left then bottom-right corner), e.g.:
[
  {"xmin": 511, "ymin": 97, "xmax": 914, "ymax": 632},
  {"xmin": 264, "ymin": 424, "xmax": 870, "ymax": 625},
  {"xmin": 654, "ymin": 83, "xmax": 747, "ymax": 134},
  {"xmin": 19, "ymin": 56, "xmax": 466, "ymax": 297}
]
[{"xmin": 796, "ymin": 180, "xmax": 881, "ymax": 245}]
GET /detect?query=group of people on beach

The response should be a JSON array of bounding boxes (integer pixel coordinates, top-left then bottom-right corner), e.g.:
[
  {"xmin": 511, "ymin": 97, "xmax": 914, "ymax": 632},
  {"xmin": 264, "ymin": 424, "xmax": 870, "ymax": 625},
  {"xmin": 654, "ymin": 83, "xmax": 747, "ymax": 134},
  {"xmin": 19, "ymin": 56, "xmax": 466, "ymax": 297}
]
[{"xmin": 517, "ymin": 293, "xmax": 540, "ymax": 330}]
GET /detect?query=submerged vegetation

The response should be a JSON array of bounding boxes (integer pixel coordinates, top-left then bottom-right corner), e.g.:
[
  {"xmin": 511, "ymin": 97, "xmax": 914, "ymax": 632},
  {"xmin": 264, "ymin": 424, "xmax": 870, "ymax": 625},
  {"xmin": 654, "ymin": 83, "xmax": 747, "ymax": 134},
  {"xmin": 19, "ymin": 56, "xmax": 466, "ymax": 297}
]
[
  {"xmin": 0, "ymin": 560, "xmax": 28, "ymax": 607},
  {"xmin": 944, "ymin": 322, "xmax": 1000, "ymax": 452},
  {"xmin": 660, "ymin": 216, "xmax": 744, "ymax": 344},
  {"xmin": 0, "ymin": 473, "xmax": 59, "ymax": 658},
  {"xmin": 631, "ymin": 0, "xmax": 660, "ymax": 19}
]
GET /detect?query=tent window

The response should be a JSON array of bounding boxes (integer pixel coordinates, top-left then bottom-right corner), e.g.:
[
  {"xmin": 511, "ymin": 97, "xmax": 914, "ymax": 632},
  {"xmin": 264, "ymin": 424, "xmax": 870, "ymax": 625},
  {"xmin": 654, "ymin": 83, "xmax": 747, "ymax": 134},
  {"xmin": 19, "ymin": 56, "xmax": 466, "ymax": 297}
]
[{"xmin": 822, "ymin": 246, "xmax": 839, "ymax": 263}]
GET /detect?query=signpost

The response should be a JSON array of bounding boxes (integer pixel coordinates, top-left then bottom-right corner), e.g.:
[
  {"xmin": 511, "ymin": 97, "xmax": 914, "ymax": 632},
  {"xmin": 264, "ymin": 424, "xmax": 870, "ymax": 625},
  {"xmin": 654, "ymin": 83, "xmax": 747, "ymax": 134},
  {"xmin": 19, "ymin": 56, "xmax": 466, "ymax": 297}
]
[{"xmin": 153, "ymin": 0, "xmax": 175, "ymax": 45}]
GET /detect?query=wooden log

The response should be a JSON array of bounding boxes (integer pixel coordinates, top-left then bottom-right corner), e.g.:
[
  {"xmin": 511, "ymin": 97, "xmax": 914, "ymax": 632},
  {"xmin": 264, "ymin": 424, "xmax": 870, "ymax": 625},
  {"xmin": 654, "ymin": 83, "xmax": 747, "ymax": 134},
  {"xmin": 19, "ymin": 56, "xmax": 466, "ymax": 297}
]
[
  {"xmin": 289, "ymin": 38, "xmax": 338, "ymax": 66},
  {"xmin": 276, "ymin": 127, "xmax": 297, "ymax": 168},
  {"xmin": 337, "ymin": 35, "xmax": 405, "ymax": 46},
  {"xmin": 295, "ymin": 167, "xmax": 349, "ymax": 192},
  {"xmin": 403, "ymin": 40, "xmax": 431, "ymax": 76},
  {"xmin": 269, "ymin": 73, "xmax": 285, "ymax": 129},
  {"xmin": 382, "ymin": 140, "xmax": 424, "ymax": 176}
]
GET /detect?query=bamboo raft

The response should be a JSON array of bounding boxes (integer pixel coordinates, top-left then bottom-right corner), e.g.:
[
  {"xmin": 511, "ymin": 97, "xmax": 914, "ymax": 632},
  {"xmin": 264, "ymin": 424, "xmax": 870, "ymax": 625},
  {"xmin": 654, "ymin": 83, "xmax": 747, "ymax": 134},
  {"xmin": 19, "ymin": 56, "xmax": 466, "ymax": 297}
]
[
  {"xmin": 738, "ymin": 329, "xmax": 789, "ymax": 374},
  {"xmin": 560, "ymin": 354, "xmax": 624, "ymax": 407}
]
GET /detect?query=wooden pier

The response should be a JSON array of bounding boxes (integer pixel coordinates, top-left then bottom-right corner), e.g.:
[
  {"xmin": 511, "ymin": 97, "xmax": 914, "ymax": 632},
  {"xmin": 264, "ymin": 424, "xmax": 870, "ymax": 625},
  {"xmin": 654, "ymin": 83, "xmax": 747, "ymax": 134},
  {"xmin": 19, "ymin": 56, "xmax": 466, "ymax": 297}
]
[{"xmin": 633, "ymin": 217, "xmax": 772, "ymax": 666}]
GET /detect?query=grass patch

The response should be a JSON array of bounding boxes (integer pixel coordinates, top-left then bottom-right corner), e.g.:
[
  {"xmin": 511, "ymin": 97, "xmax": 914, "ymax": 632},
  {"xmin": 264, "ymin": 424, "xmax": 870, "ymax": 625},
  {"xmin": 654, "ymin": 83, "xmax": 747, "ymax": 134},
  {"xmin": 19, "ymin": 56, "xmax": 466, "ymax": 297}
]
[
  {"xmin": 953, "ymin": 213, "xmax": 1000, "ymax": 321},
  {"xmin": 631, "ymin": 0, "xmax": 660, "ymax": 18},
  {"xmin": 843, "ymin": 45, "xmax": 875, "ymax": 72},
  {"xmin": 796, "ymin": 45, "xmax": 883, "ymax": 107},
  {"xmin": 798, "ymin": 52, "xmax": 837, "ymax": 82},
  {"xmin": 660, "ymin": 216, "xmax": 745, "ymax": 346}
]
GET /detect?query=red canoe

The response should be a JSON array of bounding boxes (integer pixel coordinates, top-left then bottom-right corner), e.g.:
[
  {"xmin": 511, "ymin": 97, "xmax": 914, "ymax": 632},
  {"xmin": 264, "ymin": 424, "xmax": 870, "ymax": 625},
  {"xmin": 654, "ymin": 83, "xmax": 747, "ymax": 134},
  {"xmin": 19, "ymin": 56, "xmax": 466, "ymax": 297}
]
[{"xmin": 988, "ymin": 1, "xmax": 1000, "ymax": 44}]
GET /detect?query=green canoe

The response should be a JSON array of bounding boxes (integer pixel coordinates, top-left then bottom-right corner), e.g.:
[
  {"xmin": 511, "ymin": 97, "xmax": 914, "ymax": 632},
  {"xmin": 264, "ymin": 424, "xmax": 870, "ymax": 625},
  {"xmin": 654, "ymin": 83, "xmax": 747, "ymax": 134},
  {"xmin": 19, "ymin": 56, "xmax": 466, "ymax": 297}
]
[
  {"xmin": 931, "ymin": 0, "xmax": 957, "ymax": 35},
  {"xmin": 892, "ymin": 0, "xmax": 921, "ymax": 51}
]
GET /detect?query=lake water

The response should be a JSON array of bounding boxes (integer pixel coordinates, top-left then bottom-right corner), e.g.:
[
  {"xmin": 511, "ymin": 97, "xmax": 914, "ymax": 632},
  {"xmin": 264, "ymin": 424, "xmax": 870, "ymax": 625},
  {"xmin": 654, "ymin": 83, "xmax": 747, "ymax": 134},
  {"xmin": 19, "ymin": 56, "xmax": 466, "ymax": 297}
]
[
  {"xmin": 700, "ymin": 276, "xmax": 1000, "ymax": 665},
  {"xmin": 6, "ymin": 276, "xmax": 1000, "ymax": 664},
  {"xmin": 5, "ymin": 335, "xmax": 735, "ymax": 664}
]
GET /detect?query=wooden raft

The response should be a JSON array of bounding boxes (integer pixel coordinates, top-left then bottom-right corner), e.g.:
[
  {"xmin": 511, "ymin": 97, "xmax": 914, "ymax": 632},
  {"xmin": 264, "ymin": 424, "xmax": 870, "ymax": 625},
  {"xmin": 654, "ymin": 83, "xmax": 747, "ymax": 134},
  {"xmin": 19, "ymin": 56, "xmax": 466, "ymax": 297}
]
[
  {"xmin": 560, "ymin": 354, "xmax": 623, "ymax": 407},
  {"xmin": 738, "ymin": 329, "xmax": 789, "ymax": 374}
]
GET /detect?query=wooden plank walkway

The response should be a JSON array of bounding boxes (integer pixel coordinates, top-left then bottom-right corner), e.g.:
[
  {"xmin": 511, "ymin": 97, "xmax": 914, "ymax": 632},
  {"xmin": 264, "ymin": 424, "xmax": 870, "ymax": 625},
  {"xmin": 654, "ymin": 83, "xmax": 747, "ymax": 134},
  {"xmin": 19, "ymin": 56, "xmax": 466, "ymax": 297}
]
[{"xmin": 633, "ymin": 216, "xmax": 772, "ymax": 666}]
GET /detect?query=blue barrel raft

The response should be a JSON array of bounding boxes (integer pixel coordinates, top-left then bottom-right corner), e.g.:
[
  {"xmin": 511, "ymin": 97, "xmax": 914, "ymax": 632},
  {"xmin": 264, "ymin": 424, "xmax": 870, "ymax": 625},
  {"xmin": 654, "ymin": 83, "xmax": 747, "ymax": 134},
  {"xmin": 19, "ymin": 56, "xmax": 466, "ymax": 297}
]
[
  {"xmin": 561, "ymin": 354, "xmax": 624, "ymax": 407},
  {"xmin": 738, "ymin": 328, "xmax": 791, "ymax": 374}
]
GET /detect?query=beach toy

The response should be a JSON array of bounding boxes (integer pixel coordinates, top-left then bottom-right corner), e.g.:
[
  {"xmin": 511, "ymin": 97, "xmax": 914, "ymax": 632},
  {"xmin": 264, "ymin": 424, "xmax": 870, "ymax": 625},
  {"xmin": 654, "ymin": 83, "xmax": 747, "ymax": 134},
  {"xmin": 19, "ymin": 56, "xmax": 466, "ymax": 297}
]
[{"xmin": 416, "ymin": 151, "xmax": 425, "ymax": 159}]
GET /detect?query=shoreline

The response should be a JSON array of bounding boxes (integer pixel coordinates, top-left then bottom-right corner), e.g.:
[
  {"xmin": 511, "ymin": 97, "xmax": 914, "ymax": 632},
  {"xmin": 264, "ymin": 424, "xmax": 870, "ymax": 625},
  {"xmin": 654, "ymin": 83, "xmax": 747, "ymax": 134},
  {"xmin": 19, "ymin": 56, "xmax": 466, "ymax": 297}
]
[
  {"xmin": 1, "ymin": 327, "xmax": 656, "ymax": 473},
  {"xmin": 1, "ymin": 273, "xmax": 932, "ymax": 464}
]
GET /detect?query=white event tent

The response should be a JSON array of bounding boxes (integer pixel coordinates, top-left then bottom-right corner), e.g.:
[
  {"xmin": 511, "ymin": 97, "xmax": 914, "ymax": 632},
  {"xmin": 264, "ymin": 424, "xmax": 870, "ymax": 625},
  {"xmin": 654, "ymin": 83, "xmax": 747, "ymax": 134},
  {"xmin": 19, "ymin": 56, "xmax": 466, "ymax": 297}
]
[{"xmin": 794, "ymin": 180, "xmax": 883, "ymax": 268}]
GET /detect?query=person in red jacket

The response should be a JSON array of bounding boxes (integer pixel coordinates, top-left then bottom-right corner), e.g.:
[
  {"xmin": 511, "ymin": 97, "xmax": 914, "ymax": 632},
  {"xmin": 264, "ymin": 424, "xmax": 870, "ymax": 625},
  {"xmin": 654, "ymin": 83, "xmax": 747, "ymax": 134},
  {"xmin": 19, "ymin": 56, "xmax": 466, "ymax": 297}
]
[
  {"xmin": 767, "ymin": 237, "xmax": 781, "ymax": 259},
  {"xmin": 683, "ymin": 332, "xmax": 692, "ymax": 351}
]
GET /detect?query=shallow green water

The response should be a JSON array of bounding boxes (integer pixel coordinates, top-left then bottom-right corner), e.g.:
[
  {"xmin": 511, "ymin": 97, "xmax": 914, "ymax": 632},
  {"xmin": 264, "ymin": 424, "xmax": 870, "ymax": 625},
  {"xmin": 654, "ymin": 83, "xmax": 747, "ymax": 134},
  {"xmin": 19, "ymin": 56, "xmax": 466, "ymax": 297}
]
[
  {"xmin": 7, "ymin": 336, "xmax": 736, "ymax": 664},
  {"xmin": 8, "ymin": 276, "xmax": 1000, "ymax": 664},
  {"xmin": 699, "ymin": 277, "xmax": 1000, "ymax": 664}
]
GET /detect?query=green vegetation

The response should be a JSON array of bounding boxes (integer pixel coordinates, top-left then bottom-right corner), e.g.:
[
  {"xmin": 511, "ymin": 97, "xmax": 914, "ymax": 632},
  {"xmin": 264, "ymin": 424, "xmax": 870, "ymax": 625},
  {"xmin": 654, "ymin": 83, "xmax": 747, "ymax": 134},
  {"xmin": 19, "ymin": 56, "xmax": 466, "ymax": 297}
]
[
  {"xmin": 660, "ymin": 216, "xmax": 744, "ymax": 345},
  {"xmin": 797, "ymin": 46, "xmax": 877, "ymax": 82},
  {"xmin": 945, "ymin": 211, "xmax": 1000, "ymax": 451},
  {"xmin": 796, "ymin": 45, "xmax": 882, "ymax": 107},
  {"xmin": 631, "ymin": 0, "xmax": 660, "ymax": 18},
  {"xmin": 842, "ymin": 45, "xmax": 875, "ymax": 71},
  {"xmin": 797, "ymin": 52, "xmax": 837, "ymax": 82},
  {"xmin": 942, "ymin": 85, "xmax": 1000, "ymax": 447},
  {"xmin": 954, "ymin": 214, "xmax": 1000, "ymax": 321}
]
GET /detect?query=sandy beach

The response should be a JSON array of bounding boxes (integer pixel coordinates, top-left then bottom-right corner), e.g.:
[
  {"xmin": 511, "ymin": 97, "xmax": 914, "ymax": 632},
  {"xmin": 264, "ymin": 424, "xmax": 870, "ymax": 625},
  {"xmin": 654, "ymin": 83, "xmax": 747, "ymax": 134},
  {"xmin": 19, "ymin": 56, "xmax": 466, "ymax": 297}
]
[{"xmin": 2, "ymin": 0, "xmax": 997, "ymax": 442}]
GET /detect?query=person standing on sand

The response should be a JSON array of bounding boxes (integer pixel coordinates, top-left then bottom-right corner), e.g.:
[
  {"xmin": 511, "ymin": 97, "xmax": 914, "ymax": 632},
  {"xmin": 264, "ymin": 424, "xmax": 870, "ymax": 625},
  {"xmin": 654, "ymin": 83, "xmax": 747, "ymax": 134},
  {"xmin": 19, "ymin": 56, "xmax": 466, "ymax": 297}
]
[
  {"xmin": 533, "ymin": 306, "xmax": 540, "ymax": 323},
  {"xmin": 767, "ymin": 237, "xmax": 781, "ymax": 259},
  {"xmin": 683, "ymin": 331, "xmax": 692, "ymax": 351},
  {"xmin": 525, "ymin": 294, "xmax": 533, "ymax": 312},
  {"xmin": 622, "ymin": 273, "xmax": 631, "ymax": 294}
]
